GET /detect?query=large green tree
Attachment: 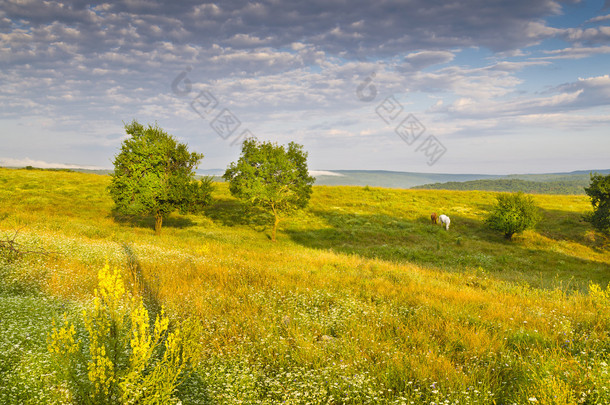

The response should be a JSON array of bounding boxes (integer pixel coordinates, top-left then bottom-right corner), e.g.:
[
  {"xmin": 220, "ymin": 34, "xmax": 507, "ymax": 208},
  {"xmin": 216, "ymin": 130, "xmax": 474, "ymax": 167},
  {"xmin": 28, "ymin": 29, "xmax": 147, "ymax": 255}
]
[
  {"xmin": 486, "ymin": 192, "xmax": 541, "ymax": 240},
  {"xmin": 223, "ymin": 139, "xmax": 314, "ymax": 242},
  {"xmin": 584, "ymin": 172, "xmax": 610, "ymax": 235},
  {"xmin": 109, "ymin": 120, "xmax": 213, "ymax": 234}
]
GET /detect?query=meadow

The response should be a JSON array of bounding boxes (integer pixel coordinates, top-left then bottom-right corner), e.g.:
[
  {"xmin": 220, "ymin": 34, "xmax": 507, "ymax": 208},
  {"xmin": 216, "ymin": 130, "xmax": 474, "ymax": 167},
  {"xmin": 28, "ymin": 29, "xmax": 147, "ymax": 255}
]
[{"xmin": 0, "ymin": 167, "xmax": 609, "ymax": 404}]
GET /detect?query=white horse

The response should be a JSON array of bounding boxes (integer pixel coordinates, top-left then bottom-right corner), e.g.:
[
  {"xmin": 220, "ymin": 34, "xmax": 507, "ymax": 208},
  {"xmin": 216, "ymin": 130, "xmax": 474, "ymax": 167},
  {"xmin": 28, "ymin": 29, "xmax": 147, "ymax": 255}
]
[{"xmin": 438, "ymin": 214, "xmax": 450, "ymax": 230}]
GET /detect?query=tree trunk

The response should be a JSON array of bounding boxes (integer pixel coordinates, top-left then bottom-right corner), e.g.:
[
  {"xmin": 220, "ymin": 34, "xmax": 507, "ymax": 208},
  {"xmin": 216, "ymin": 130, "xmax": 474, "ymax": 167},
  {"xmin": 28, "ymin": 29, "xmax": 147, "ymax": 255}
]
[
  {"xmin": 271, "ymin": 204, "xmax": 280, "ymax": 242},
  {"xmin": 272, "ymin": 214, "xmax": 280, "ymax": 242},
  {"xmin": 155, "ymin": 213, "xmax": 163, "ymax": 235}
]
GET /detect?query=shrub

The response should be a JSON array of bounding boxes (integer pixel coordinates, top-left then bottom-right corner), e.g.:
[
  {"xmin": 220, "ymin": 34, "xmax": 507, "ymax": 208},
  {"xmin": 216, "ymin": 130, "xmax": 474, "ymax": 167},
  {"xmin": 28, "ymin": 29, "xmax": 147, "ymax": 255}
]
[
  {"xmin": 486, "ymin": 192, "xmax": 541, "ymax": 240},
  {"xmin": 584, "ymin": 172, "xmax": 610, "ymax": 235}
]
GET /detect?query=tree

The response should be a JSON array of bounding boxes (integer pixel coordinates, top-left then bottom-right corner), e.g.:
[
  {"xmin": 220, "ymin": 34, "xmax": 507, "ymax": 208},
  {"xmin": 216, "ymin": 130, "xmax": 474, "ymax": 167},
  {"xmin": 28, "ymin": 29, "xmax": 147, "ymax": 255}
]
[
  {"xmin": 108, "ymin": 120, "xmax": 213, "ymax": 235},
  {"xmin": 486, "ymin": 192, "xmax": 541, "ymax": 240},
  {"xmin": 584, "ymin": 172, "xmax": 610, "ymax": 235},
  {"xmin": 223, "ymin": 139, "xmax": 315, "ymax": 242}
]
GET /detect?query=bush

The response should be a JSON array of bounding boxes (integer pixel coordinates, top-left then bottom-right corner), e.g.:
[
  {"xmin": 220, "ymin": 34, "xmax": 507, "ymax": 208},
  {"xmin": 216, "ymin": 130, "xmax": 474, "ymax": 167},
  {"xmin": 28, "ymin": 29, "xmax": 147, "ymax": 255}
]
[
  {"xmin": 584, "ymin": 172, "xmax": 610, "ymax": 235},
  {"xmin": 486, "ymin": 192, "xmax": 541, "ymax": 240}
]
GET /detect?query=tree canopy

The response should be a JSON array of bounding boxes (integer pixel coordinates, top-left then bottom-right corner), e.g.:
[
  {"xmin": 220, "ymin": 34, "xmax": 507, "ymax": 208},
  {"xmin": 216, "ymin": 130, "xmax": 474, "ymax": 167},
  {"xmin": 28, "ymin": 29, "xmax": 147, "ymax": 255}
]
[
  {"xmin": 584, "ymin": 172, "xmax": 610, "ymax": 235},
  {"xmin": 108, "ymin": 120, "xmax": 213, "ymax": 234},
  {"xmin": 223, "ymin": 139, "xmax": 314, "ymax": 242},
  {"xmin": 486, "ymin": 192, "xmax": 541, "ymax": 240}
]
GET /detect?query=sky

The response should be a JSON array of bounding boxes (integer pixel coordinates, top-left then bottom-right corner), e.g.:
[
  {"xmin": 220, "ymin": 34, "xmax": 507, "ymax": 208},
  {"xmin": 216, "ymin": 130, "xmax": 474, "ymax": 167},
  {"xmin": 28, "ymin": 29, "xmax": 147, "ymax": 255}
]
[{"xmin": 1, "ymin": 0, "xmax": 609, "ymax": 174}]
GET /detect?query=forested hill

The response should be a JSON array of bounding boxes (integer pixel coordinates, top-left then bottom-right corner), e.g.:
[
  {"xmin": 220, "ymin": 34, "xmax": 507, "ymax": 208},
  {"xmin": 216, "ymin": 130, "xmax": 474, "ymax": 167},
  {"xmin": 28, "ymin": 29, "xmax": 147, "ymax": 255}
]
[{"xmin": 412, "ymin": 178, "xmax": 590, "ymax": 195}]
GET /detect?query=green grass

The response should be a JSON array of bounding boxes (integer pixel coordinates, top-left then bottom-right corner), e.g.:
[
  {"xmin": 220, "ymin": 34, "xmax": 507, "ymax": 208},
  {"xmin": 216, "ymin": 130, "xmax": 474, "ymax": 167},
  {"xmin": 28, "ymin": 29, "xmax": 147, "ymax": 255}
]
[{"xmin": 0, "ymin": 167, "xmax": 609, "ymax": 404}]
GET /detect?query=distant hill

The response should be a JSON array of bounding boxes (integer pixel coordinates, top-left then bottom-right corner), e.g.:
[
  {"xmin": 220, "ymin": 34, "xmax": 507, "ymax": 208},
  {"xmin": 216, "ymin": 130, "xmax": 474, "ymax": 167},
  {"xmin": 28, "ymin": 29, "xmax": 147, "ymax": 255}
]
[
  {"xmin": 413, "ymin": 170, "xmax": 610, "ymax": 195},
  {"xmin": 412, "ymin": 178, "xmax": 589, "ymax": 195},
  {"xmin": 310, "ymin": 169, "xmax": 610, "ymax": 193},
  {"xmin": 309, "ymin": 170, "xmax": 503, "ymax": 189}
]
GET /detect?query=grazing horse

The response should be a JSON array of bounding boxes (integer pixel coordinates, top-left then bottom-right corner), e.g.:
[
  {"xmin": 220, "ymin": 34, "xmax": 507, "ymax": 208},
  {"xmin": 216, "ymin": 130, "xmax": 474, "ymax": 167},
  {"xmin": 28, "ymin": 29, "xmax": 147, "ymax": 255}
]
[
  {"xmin": 438, "ymin": 214, "xmax": 450, "ymax": 230},
  {"xmin": 431, "ymin": 212, "xmax": 438, "ymax": 224}
]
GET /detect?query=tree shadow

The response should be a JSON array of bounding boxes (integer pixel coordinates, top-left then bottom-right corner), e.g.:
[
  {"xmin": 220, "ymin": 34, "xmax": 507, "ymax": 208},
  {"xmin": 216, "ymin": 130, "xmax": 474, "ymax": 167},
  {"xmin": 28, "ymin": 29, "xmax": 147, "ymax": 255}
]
[
  {"xmin": 203, "ymin": 197, "xmax": 272, "ymax": 233},
  {"xmin": 286, "ymin": 208, "xmax": 610, "ymax": 290},
  {"xmin": 110, "ymin": 210, "xmax": 196, "ymax": 231},
  {"xmin": 536, "ymin": 207, "xmax": 608, "ymax": 250}
]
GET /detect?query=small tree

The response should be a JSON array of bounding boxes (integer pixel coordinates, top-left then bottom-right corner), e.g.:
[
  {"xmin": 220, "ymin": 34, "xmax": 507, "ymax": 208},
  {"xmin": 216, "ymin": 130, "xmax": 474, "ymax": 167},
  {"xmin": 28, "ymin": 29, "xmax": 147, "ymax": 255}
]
[
  {"xmin": 486, "ymin": 192, "xmax": 541, "ymax": 240},
  {"xmin": 584, "ymin": 172, "xmax": 610, "ymax": 235},
  {"xmin": 223, "ymin": 139, "xmax": 314, "ymax": 242},
  {"xmin": 108, "ymin": 120, "xmax": 213, "ymax": 234}
]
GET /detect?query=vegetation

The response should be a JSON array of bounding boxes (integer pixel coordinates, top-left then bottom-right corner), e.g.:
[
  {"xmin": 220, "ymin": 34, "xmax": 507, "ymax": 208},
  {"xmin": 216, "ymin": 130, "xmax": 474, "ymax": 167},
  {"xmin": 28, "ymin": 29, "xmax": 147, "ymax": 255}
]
[
  {"xmin": 223, "ymin": 139, "xmax": 314, "ymax": 242},
  {"xmin": 0, "ymin": 168, "xmax": 609, "ymax": 404},
  {"xmin": 486, "ymin": 192, "xmax": 541, "ymax": 240},
  {"xmin": 108, "ymin": 120, "xmax": 213, "ymax": 235},
  {"xmin": 585, "ymin": 172, "xmax": 610, "ymax": 235},
  {"xmin": 48, "ymin": 263, "xmax": 195, "ymax": 404},
  {"xmin": 414, "ymin": 178, "xmax": 591, "ymax": 195}
]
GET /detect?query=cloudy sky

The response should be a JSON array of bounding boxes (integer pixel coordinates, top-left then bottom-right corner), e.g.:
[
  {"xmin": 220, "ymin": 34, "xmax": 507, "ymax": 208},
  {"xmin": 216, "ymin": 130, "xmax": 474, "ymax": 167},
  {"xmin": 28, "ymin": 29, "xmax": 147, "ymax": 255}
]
[{"xmin": 1, "ymin": 0, "xmax": 609, "ymax": 174}]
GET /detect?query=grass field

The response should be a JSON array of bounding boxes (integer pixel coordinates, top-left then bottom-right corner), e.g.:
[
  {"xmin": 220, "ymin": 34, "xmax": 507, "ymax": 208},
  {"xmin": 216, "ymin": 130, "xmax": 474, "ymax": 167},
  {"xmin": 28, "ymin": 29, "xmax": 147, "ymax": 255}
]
[{"xmin": 0, "ymin": 167, "xmax": 609, "ymax": 404}]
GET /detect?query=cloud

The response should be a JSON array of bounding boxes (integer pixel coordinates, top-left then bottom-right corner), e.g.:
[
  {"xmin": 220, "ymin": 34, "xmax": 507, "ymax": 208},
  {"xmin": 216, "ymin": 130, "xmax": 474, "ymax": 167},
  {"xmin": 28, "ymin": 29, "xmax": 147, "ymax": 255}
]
[
  {"xmin": 562, "ymin": 26, "xmax": 610, "ymax": 44},
  {"xmin": 433, "ymin": 74, "xmax": 610, "ymax": 120},
  {"xmin": 1, "ymin": 0, "xmax": 573, "ymax": 65},
  {"xmin": 538, "ymin": 45, "xmax": 610, "ymax": 59},
  {"xmin": 399, "ymin": 51, "xmax": 455, "ymax": 72},
  {"xmin": 309, "ymin": 170, "xmax": 344, "ymax": 177},
  {"xmin": 586, "ymin": 14, "xmax": 610, "ymax": 23},
  {"xmin": 0, "ymin": 157, "xmax": 108, "ymax": 170},
  {"xmin": 1, "ymin": 0, "xmax": 609, "ymax": 174}
]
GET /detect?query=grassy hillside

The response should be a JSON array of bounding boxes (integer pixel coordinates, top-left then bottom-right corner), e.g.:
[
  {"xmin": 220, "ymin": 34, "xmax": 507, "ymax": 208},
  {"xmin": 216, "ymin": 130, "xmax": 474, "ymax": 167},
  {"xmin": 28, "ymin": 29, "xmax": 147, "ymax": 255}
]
[{"xmin": 1, "ymin": 167, "xmax": 609, "ymax": 404}]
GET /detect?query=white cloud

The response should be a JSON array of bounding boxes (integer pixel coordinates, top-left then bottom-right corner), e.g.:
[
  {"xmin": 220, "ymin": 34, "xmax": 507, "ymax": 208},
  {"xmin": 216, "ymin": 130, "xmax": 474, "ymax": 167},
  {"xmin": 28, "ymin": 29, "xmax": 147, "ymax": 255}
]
[
  {"xmin": 586, "ymin": 14, "xmax": 610, "ymax": 23},
  {"xmin": 400, "ymin": 50, "xmax": 455, "ymax": 72},
  {"xmin": 539, "ymin": 45, "xmax": 610, "ymax": 59},
  {"xmin": 0, "ymin": 157, "xmax": 108, "ymax": 170},
  {"xmin": 309, "ymin": 170, "xmax": 344, "ymax": 176}
]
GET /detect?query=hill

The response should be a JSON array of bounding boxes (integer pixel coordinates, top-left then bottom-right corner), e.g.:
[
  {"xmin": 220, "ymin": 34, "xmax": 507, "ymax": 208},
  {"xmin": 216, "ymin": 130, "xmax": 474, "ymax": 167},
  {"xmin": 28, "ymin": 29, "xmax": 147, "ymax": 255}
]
[
  {"xmin": 412, "ymin": 178, "xmax": 591, "ymax": 194},
  {"xmin": 0, "ymin": 167, "xmax": 609, "ymax": 404},
  {"xmin": 413, "ymin": 170, "xmax": 610, "ymax": 195}
]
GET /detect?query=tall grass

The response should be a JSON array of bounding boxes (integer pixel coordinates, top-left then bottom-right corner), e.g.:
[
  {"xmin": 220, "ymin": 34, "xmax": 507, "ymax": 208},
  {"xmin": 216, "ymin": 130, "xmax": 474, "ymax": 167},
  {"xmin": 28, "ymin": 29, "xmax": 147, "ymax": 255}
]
[{"xmin": 0, "ymin": 167, "xmax": 609, "ymax": 404}]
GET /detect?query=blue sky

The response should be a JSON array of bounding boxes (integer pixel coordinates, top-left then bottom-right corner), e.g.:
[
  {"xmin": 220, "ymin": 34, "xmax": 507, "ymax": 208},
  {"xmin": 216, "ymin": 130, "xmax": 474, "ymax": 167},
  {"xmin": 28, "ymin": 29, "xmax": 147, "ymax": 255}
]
[{"xmin": 1, "ymin": 0, "xmax": 609, "ymax": 174}]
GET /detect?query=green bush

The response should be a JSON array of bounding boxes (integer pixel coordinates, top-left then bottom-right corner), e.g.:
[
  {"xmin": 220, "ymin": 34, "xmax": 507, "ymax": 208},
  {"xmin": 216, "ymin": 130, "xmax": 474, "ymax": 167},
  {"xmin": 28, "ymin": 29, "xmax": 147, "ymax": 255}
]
[
  {"xmin": 584, "ymin": 172, "xmax": 610, "ymax": 235},
  {"xmin": 486, "ymin": 192, "xmax": 541, "ymax": 240}
]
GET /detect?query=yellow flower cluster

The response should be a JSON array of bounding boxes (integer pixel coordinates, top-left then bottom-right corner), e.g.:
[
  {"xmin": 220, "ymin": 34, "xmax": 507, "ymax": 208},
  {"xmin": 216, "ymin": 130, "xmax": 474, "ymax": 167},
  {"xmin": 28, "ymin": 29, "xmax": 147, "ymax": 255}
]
[
  {"xmin": 86, "ymin": 341, "xmax": 115, "ymax": 396},
  {"xmin": 48, "ymin": 262, "xmax": 191, "ymax": 403},
  {"xmin": 589, "ymin": 281, "xmax": 609, "ymax": 306},
  {"xmin": 97, "ymin": 262, "xmax": 126, "ymax": 315},
  {"xmin": 81, "ymin": 262, "xmax": 126, "ymax": 395},
  {"xmin": 47, "ymin": 314, "xmax": 79, "ymax": 355}
]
